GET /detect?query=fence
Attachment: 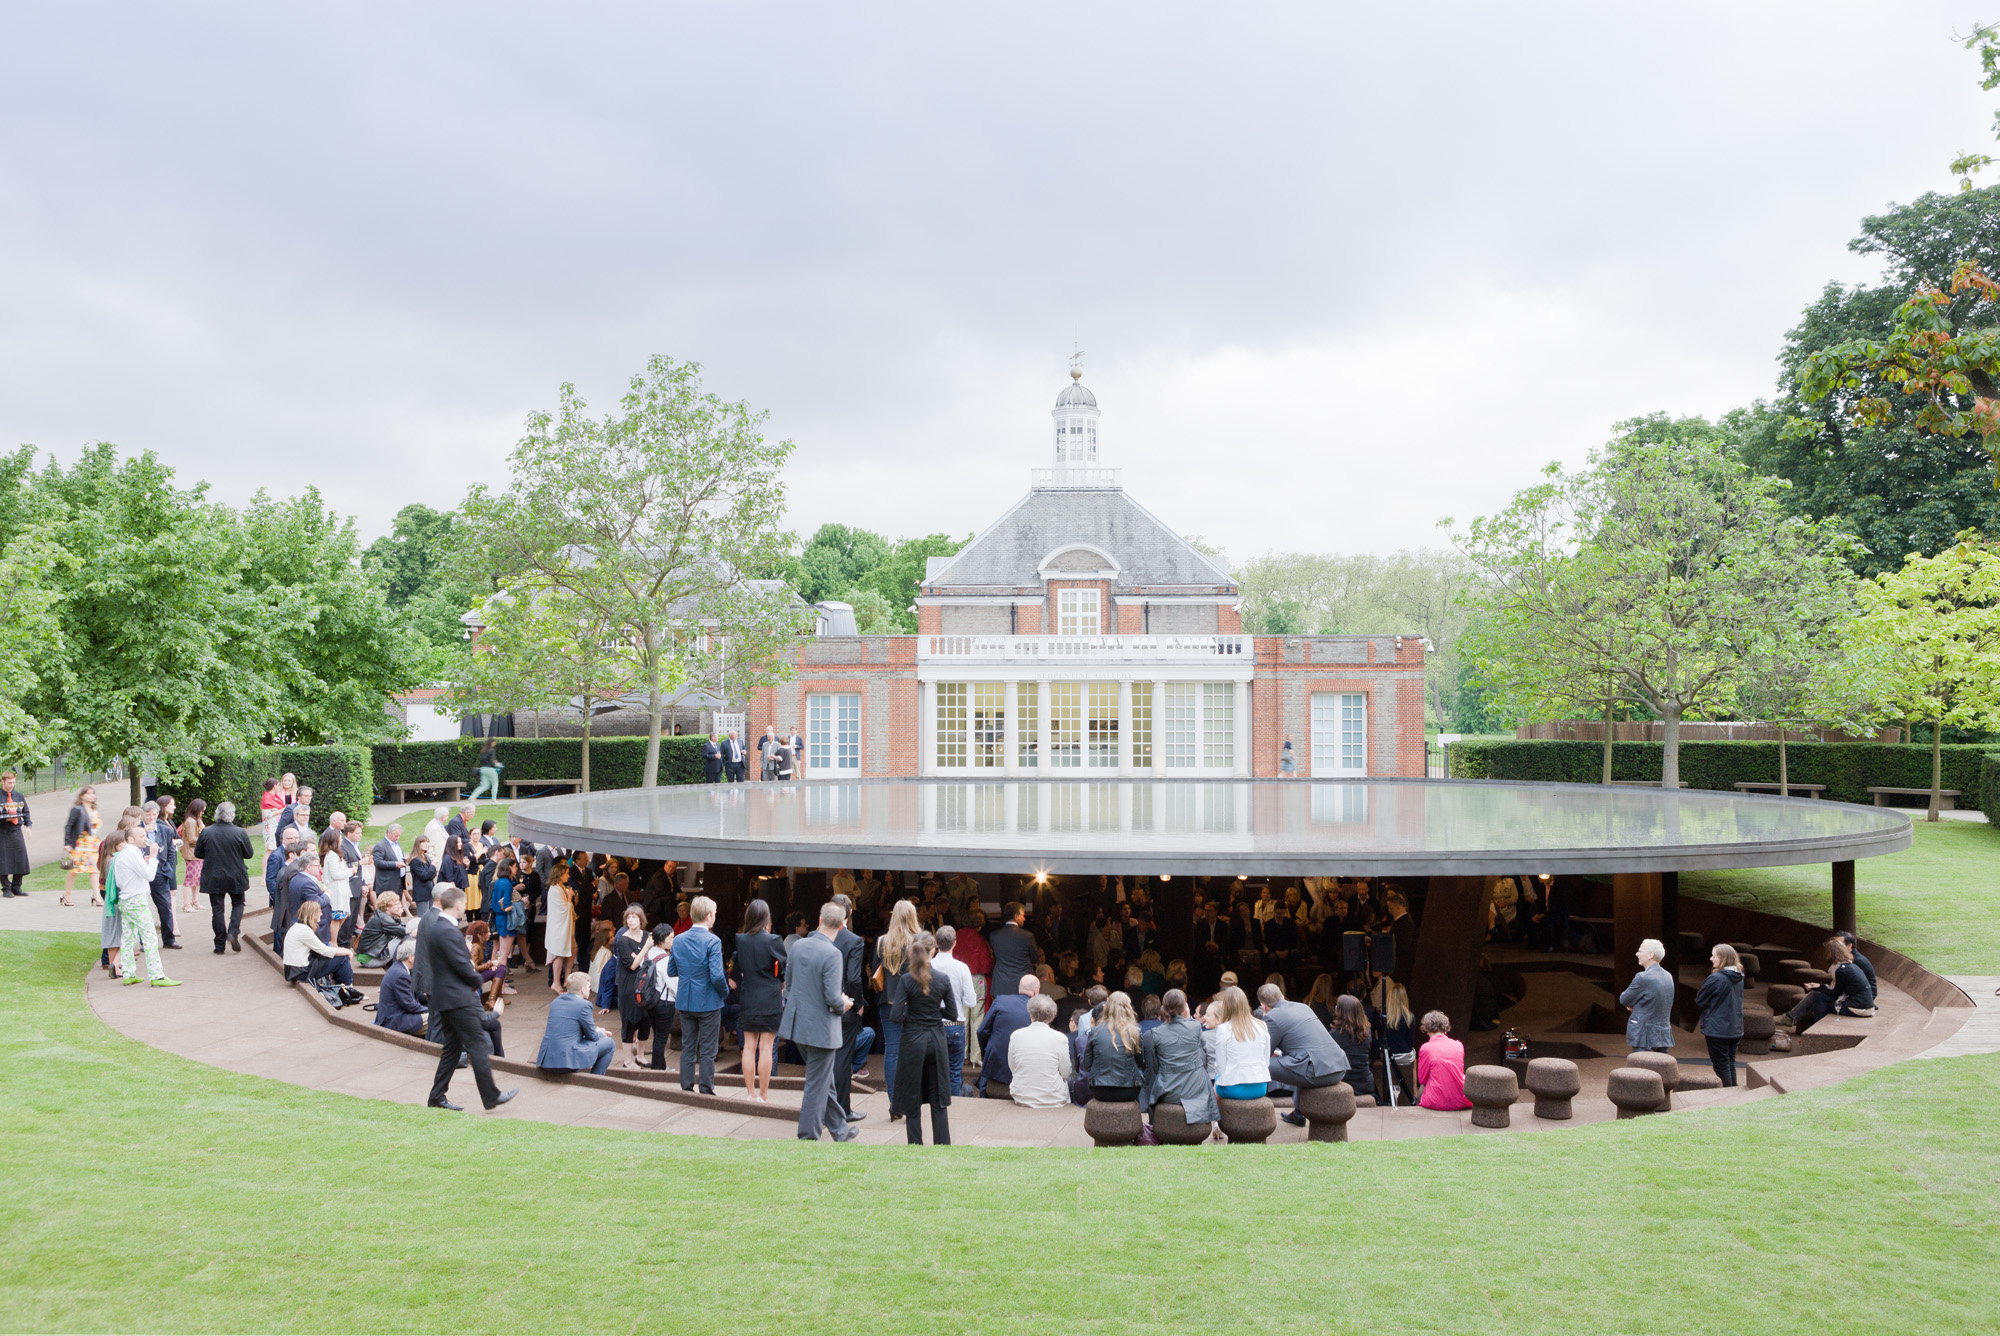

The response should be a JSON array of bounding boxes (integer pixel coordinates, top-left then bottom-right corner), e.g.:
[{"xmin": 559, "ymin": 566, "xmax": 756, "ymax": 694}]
[{"xmin": 1515, "ymin": 721, "xmax": 1899, "ymax": 744}]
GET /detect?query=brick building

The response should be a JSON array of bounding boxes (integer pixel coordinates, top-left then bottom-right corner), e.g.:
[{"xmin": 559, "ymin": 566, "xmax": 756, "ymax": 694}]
[{"xmin": 750, "ymin": 364, "xmax": 1428, "ymax": 778}]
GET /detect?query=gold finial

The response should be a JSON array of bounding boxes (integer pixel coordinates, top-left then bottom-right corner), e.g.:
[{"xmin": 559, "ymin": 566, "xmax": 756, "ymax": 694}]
[{"xmin": 1069, "ymin": 347, "xmax": 1084, "ymax": 381}]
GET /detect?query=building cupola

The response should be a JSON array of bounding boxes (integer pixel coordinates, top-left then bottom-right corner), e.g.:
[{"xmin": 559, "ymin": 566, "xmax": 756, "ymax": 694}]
[{"xmin": 1052, "ymin": 351, "xmax": 1100, "ymax": 466}]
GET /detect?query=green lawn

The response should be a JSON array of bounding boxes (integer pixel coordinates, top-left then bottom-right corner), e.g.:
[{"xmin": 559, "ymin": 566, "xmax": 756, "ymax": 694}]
[
  {"xmin": 1682, "ymin": 817, "xmax": 2000, "ymax": 974},
  {"xmin": 4, "ymin": 809, "xmax": 1998, "ymax": 1331}
]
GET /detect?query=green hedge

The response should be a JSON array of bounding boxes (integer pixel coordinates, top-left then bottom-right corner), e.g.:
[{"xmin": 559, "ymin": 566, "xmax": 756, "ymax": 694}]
[
  {"xmin": 367, "ymin": 735, "xmax": 709, "ymax": 796},
  {"xmin": 1982, "ymin": 755, "xmax": 2000, "ymax": 820},
  {"xmin": 1446, "ymin": 739, "xmax": 1994, "ymax": 810},
  {"xmin": 185, "ymin": 745, "xmax": 375, "ymax": 825}
]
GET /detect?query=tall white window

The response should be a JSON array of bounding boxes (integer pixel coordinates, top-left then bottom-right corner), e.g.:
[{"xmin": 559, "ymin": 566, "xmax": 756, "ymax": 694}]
[
  {"xmin": 1311, "ymin": 692, "xmax": 1368, "ymax": 775},
  {"xmin": 1049, "ymin": 682, "xmax": 1083, "ymax": 768},
  {"xmin": 1087, "ymin": 682, "xmax": 1119, "ymax": 767},
  {"xmin": 1202, "ymin": 682, "xmax": 1234, "ymax": 769},
  {"xmin": 935, "ymin": 683, "xmax": 968, "ymax": 769},
  {"xmin": 1130, "ymin": 682, "xmax": 1153, "ymax": 768},
  {"xmin": 1017, "ymin": 682, "xmax": 1039, "ymax": 768},
  {"xmin": 1162, "ymin": 683, "xmax": 1198, "ymax": 768},
  {"xmin": 807, "ymin": 693, "xmax": 860, "ymax": 771},
  {"xmin": 1057, "ymin": 589, "xmax": 1100, "ymax": 636},
  {"xmin": 972, "ymin": 682, "xmax": 1005, "ymax": 768}
]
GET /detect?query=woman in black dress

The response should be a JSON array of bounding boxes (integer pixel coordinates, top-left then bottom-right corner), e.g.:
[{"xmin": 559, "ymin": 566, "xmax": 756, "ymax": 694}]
[
  {"xmin": 406, "ymin": 837, "xmax": 438, "ymax": 909},
  {"xmin": 891, "ymin": 931, "xmax": 957, "ymax": 1145},
  {"xmin": 612, "ymin": 906, "xmax": 652, "ymax": 1069},
  {"xmin": 734, "ymin": 898, "xmax": 787, "ymax": 1103}
]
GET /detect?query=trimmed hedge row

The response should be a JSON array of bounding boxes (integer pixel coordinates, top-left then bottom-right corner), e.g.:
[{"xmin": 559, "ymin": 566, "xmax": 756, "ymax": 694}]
[
  {"xmin": 1446, "ymin": 739, "xmax": 1994, "ymax": 811},
  {"xmin": 367, "ymin": 735, "xmax": 710, "ymax": 796},
  {"xmin": 1982, "ymin": 755, "xmax": 2000, "ymax": 820},
  {"xmin": 186, "ymin": 746, "xmax": 375, "ymax": 825}
]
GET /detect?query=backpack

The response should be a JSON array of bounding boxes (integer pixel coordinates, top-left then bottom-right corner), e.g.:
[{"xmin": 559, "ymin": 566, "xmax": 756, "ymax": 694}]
[{"xmin": 640, "ymin": 950, "xmax": 670, "ymax": 1010}]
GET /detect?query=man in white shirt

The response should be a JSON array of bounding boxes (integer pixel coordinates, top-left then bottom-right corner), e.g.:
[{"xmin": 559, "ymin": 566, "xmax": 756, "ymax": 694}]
[
  {"xmin": 1007, "ymin": 995, "xmax": 1073, "ymax": 1108},
  {"xmin": 113, "ymin": 829, "xmax": 178, "ymax": 987},
  {"xmin": 933, "ymin": 925, "xmax": 977, "ymax": 1096},
  {"xmin": 422, "ymin": 807, "xmax": 449, "ymax": 864}
]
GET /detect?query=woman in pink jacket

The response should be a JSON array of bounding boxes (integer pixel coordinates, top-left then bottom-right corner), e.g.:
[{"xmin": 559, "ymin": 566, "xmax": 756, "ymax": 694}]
[{"xmin": 1416, "ymin": 1011, "xmax": 1472, "ymax": 1110}]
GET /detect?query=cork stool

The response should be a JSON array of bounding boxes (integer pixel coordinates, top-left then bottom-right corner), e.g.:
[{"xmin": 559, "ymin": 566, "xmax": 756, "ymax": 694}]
[
  {"xmin": 1149, "ymin": 1103, "xmax": 1214, "ymax": 1145},
  {"xmin": 1739, "ymin": 1005, "xmax": 1776, "ymax": 1055},
  {"xmin": 1294, "ymin": 1082, "xmax": 1358, "ymax": 1142},
  {"xmin": 1524, "ymin": 1056, "xmax": 1581, "ymax": 1120},
  {"xmin": 1606, "ymin": 1067, "xmax": 1665, "ymax": 1118},
  {"xmin": 1625, "ymin": 1051, "xmax": 1682, "ymax": 1111},
  {"xmin": 1464, "ymin": 1065, "xmax": 1519, "ymax": 1128},
  {"xmin": 1084, "ymin": 1099, "xmax": 1143, "ymax": 1147},
  {"xmin": 1764, "ymin": 983, "xmax": 1805, "ymax": 1014},
  {"xmin": 1218, "ymin": 1097, "xmax": 1277, "ymax": 1144}
]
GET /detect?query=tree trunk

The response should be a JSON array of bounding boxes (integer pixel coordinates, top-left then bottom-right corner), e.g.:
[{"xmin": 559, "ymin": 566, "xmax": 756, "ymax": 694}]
[
  {"xmin": 1601, "ymin": 703, "xmax": 1614, "ymax": 785},
  {"xmin": 1660, "ymin": 704, "xmax": 1682, "ymax": 789},
  {"xmin": 581, "ymin": 705, "xmax": 594, "ymax": 794},
  {"xmin": 128, "ymin": 762, "xmax": 142, "ymax": 810},
  {"xmin": 642, "ymin": 630, "xmax": 663, "ymax": 789},
  {"xmin": 1778, "ymin": 731, "xmax": 1790, "ymax": 798},
  {"xmin": 1929, "ymin": 715, "xmax": 1944, "ymax": 823}
]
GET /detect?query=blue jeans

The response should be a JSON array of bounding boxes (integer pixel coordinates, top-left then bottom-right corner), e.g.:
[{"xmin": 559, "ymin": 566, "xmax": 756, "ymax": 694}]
[
  {"xmin": 470, "ymin": 766, "xmax": 500, "ymax": 800},
  {"xmin": 882, "ymin": 1018, "xmax": 902, "ymax": 1096},
  {"xmin": 586, "ymin": 1034, "xmax": 617, "ymax": 1075},
  {"xmin": 850, "ymin": 1025, "xmax": 877, "ymax": 1074},
  {"xmin": 944, "ymin": 1023, "xmax": 966, "ymax": 1096}
]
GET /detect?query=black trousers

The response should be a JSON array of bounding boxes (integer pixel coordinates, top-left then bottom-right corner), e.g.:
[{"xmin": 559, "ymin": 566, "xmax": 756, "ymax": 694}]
[
  {"xmin": 151, "ymin": 883, "xmax": 177, "ymax": 944},
  {"xmin": 836, "ymin": 1008, "xmax": 862, "ymax": 1114},
  {"xmin": 0, "ymin": 872, "xmax": 22, "ymax": 896},
  {"xmin": 430, "ymin": 1004, "xmax": 502, "ymax": 1108},
  {"xmin": 208, "ymin": 890, "xmax": 244, "ymax": 948},
  {"xmin": 1706, "ymin": 1036, "xmax": 1740, "ymax": 1087},
  {"xmin": 679, "ymin": 1008, "xmax": 720, "ymax": 1092},
  {"xmin": 1788, "ymin": 988, "xmax": 1839, "ymax": 1032},
  {"xmin": 647, "ymin": 1003, "xmax": 678, "ymax": 1068},
  {"xmin": 906, "ymin": 1103, "xmax": 950, "ymax": 1145}
]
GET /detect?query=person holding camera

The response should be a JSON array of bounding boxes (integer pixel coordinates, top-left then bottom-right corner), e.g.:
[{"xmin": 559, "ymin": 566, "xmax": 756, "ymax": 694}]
[{"xmin": 111, "ymin": 826, "xmax": 180, "ymax": 987}]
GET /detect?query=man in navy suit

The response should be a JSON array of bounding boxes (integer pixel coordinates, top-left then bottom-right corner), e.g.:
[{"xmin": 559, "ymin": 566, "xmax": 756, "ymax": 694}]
[
  {"xmin": 536, "ymin": 971, "xmax": 616, "ymax": 1074},
  {"xmin": 375, "ymin": 941, "xmax": 426, "ymax": 1036},
  {"xmin": 975, "ymin": 973, "xmax": 1039, "ymax": 1097},
  {"xmin": 701, "ymin": 733, "xmax": 724, "ymax": 783}
]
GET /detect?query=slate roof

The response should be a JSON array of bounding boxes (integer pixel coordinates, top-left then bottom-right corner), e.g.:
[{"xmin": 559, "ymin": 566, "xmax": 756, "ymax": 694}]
[{"xmin": 924, "ymin": 484, "xmax": 1235, "ymax": 593}]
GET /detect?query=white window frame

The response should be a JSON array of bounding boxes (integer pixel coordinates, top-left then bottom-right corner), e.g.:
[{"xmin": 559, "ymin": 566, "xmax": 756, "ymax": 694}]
[
  {"xmin": 1311, "ymin": 691, "xmax": 1368, "ymax": 776},
  {"xmin": 808, "ymin": 692, "xmax": 861, "ymax": 772},
  {"xmin": 1057, "ymin": 588, "xmax": 1100, "ymax": 636}
]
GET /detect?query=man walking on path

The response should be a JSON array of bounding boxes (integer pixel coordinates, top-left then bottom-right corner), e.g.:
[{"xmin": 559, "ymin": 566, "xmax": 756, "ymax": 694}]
[{"xmin": 418, "ymin": 886, "xmax": 518, "ymax": 1112}]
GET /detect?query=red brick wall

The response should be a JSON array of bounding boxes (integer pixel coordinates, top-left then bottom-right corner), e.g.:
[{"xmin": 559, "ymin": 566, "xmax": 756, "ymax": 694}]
[
  {"xmin": 749, "ymin": 637, "xmax": 922, "ymax": 777},
  {"xmin": 917, "ymin": 606, "xmax": 942, "ymax": 635},
  {"xmin": 1217, "ymin": 603, "xmax": 1242, "ymax": 633},
  {"xmin": 1116, "ymin": 601, "xmax": 1143, "ymax": 633},
  {"xmin": 1249, "ymin": 634, "xmax": 1427, "ymax": 778}
]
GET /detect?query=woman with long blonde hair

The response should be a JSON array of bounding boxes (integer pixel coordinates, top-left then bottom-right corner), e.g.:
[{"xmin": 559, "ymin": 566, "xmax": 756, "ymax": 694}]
[
  {"xmin": 63, "ymin": 785, "xmax": 102, "ymax": 907},
  {"xmin": 1201, "ymin": 984, "xmax": 1271, "ymax": 1101},
  {"xmin": 877, "ymin": 899, "xmax": 922, "ymax": 1102},
  {"xmin": 1082, "ymin": 989, "xmax": 1145, "ymax": 1103}
]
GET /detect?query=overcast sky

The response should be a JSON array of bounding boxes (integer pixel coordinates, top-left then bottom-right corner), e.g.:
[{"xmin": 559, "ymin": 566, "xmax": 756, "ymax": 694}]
[{"xmin": 2, "ymin": 3, "xmax": 1991, "ymax": 565}]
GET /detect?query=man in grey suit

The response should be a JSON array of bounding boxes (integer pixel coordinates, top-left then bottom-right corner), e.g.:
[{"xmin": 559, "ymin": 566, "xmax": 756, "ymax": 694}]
[
  {"xmin": 1257, "ymin": 983, "xmax": 1349, "ymax": 1127},
  {"xmin": 777, "ymin": 902, "xmax": 860, "ymax": 1143}
]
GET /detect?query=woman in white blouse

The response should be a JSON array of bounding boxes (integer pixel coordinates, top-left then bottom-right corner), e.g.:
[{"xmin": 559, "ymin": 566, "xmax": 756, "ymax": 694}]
[
  {"xmin": 284, "ymin": 900, "xmax": 355, "ymax": 986},
  {"xmin": 1201, "ymin": 985, "xmax": 1272, "ymax": 1100}
]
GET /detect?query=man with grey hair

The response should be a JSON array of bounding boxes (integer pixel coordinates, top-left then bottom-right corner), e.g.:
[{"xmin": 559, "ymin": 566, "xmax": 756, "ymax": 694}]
[
  {"xmin": 372, "ymin": 822, "xmax": 408, "ymax": 902},
  {"xmin": 776, "ymin": 902, "xmax": 858, "ymax": 1142},
  {"xmin": 264, "ymin": 826, "xmax": 303, "ymax": 912},
  {"xmin": 194, "ymin": 801, "xmax": 255, "ymax": 953},
  {"xmin": 1619, "ymin": 938, "xmax": 1676, "ymax": 1054}
]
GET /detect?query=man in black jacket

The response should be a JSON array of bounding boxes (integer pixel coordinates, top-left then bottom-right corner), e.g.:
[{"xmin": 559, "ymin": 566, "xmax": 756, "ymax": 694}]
[
  {"xmin": 701, "ymin": 733, "xmax": 724, "ymax": 783},
  {"xmin": 830, "ymin": 895, "xmax": 870, "ymax": 1122},
  {"xmin": 150, "ymin": 797, "xmax": 182, "ymax": 949},
  {"xmin": 989, "ymin": 902, "xmax": 1040, "ymax": 1004},
  {"xmin": 194, "ymin": 801, "xmax": 255, "ymax": 953},
  {"xmin": 417, "ymin": 886, "xmax": 517, "ymax": 1112}
]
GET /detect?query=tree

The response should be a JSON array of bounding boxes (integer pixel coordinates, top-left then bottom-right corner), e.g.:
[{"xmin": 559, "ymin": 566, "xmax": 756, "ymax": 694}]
[
  {"xmin": 226, "ymin": 489, "xmax": 426, "ymax": 745},
  {"xmin": 361, "ymin": 503, "xmax": 495, "ymax": 652},
  {"xmin": 1726, "ymin": 545, "xmax": 1867, "ymax": 797},
  {"xmin": 453, "ymin": 588, "xmax": 637, "ymax": 789},
  {"xmin": 1737, "ymin": 187, "xmax": 2000, "ymax": 573},
  {"xmin": 839, "ymin": 587, "xmax": 901, "ymax": 634},
  {"xmin": 460, "ymin": 356, "xmax": 808, "ymax": 788},
  {"xmin": 0, "ymin": 448, "xmax": 62, "ymax": 767},
  {"xmin": 1453, "ymin": 416, "xmax": 1858, "ymax": 788},
  {"xmin": 857, "ymin": 533, "xmax": 968, "ymax": 631},
  {"xmin": 28, "ymin": 445, "xmax": 273, "ymax": 805},
  {"xmin": 794, "ymin": 523, "xmax": 892, "ymax": 604},
  {"xmin": 1849, "ymin": 537, "xmax": 2000, "ymax": 820}
]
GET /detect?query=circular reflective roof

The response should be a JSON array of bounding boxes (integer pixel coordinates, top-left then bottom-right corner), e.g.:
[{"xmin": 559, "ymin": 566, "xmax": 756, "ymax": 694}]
[{"xmin": 507, "ymin": 778, "xmax": 1912, "ymax": 877}]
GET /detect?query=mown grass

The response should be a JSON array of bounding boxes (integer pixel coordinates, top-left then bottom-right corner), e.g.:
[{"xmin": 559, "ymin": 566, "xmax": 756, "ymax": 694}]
[
  {"xmin": 1681, "ymin": 817, "xmax": 2000, "ymax": 974},
  {"xmin": 0, "ymin": 929, "xmax": 1996, "ymax": 1335}
]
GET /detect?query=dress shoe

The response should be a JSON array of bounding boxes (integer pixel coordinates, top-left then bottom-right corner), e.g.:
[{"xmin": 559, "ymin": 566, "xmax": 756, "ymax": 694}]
[
  {"xmin": 834, "ymin": 1126, "xmax": 861, "ymax": 1142},
  {"xmin": 214, "ymin": 947, "xmax": 227, "ymax": 955},
  {"xmin": 163, "ymin": 943, "xmax": 182, "ymax": 950},
  {"xmin": 229, "ymin": 935, "xmax": 241, "ymax": 952},
  {"xmin": 484, "ymin": 1089, "xmax": 519, "ymax": 1110},
  {"xmin": 844, "ymin": 1109, "xmax": 867, "ymax": 1122},
  {"xmin": 428, "ymin": 1097, "xmax": 464, "ymax": 1111},
  {"xmin": 457, "ymin": 1054, "xmax": 470, "ymax": 1069},
  {"xmin": 1280, "ymin": 1110, "xmax": 1307, "ymax": 1127}
]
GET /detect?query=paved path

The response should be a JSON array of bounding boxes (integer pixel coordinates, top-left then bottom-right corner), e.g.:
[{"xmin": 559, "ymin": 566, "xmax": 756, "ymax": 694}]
[{"xmin": 1916, "ymin": 977, "xmax": 2000, "ymax": 1060}]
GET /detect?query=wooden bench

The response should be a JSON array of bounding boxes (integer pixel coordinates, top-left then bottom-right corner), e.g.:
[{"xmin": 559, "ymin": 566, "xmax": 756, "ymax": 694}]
[
  {"xmin": 1733, "ymin": 781, "xmax": 1827, "ymax": 798},
  {"xmin": 1868, "ymin": 786, "xmax": 1958, "ymax": 810},
  {"xmin": 1608, "ymin": 779, "xmax": 1690, "ymax": 788},
  {"xmin": 386, "ymin": 781, "xmax": 462, "ymax": 803},
  {"xmin": 505, "ymin": 778, "xmax": 582, "ymax": 798}
]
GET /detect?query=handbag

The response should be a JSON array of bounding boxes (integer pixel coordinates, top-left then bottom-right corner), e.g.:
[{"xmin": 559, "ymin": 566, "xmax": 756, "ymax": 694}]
[
  {"xmin": 60, "ymin": 851, "xmax": 74, "ymax": 871},
  {"xmin": 1137, "ymin": 1120, "xmax": 1161, "ymax": 1147}
]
